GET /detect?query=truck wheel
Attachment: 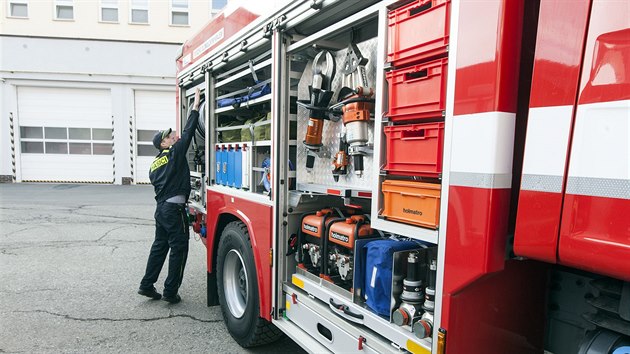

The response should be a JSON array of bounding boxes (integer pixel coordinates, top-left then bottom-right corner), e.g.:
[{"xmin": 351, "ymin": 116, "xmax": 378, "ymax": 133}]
[{"xmin": 216, "ymin": 221, "xmax": 283, "ymax": 347}]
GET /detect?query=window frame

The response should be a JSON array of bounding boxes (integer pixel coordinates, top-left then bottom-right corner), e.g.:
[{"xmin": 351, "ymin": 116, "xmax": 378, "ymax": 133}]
[
  {"xmin": 129, "ymin": 0, "xmax": 149, "ymax": 25},
  {"xmin": 136, "ymin": 129, "xmax": 159, "ymax": 156},
  {"xmin": 53, "ymin": 0, "xmax": 74, "ymax": 21},
  {"xmin": 169, "ymin": 0, "xmax": 189, "ymax": 27},
  {"xmin": 7, "ymin": 0, "xmax": 28, "ymax": 19},
  {"xmin": 99, "ymin": 0, "xmax": 119, "ymax": 23},
  {"xmin": 19, "ymin": 126, "xmax": 113, "ymax": 156}
]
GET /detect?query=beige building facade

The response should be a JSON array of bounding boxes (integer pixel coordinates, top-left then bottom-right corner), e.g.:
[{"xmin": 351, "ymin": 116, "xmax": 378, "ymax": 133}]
[
  {"xmin": 0, "ymin": 0, "xmax": 228, "ymax": 184},
  {"xmin": 1, "ymin": 0, "xmax": 227, "ymax": 43}
]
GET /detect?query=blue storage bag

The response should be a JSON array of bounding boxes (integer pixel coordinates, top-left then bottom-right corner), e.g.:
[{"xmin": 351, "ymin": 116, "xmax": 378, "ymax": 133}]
[{"xmin": 361, "ymin": 239, "xmax": 422, "ymax": 317}]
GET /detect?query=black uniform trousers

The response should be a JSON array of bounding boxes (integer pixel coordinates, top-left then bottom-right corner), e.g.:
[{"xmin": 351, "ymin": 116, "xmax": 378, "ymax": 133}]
[{"xmin": 140, "ymin": 201, "xmax": 189, "ymax": 297}]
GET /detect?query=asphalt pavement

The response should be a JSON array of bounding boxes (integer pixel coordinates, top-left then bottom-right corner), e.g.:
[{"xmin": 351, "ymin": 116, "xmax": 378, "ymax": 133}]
[{"xmin": 0, "ymin": 183, "xmax": 305, "ymax": 353}]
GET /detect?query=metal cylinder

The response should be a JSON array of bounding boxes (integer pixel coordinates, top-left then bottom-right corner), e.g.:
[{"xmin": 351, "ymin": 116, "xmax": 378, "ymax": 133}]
[
  {"xmin": 304, "ymin": 118, "xmax": 324, "ymax": 148},
  {"xmin": 353, "ymin": 155, "xmax": 363, "ymax": 175},
  {"xmin": 422, "ymin": 287, "xmax": 435, "ymax": 313},
  {"xmin": 345, "ymin": 120, "xmax": 368, "ymax": 147},
  {"xmin": 392, "ymin": 307, "xmax": 411, "ymax": 326},
  {"xmin": 401, "ymin": 279, "xmax": 424, "ymax": 304},
  {"xmin": 392, "ymin": 273, "xmax": 404, "ymax": 299},
  {"xmin": 400, "ymin": 252, "xmax": 424, "ymax": 303},
  {"xmin": 413, "ymin": 312, "xmax": 434, "ymax": 339},
  {"xmin": 407, "ymin": 252, "xmax": 420, "ymax": 281},
  {"xmin": 306, "ymin": 154, "xmax": 315, "ymax": 169},
  {"xmin": 423, "ymin": 259, "xmax": 437, "ymax": 313}
]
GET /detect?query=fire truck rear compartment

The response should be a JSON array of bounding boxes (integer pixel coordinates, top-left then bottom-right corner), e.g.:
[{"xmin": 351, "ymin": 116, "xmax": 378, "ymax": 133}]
[{"xmin": 176, "ymin": 0, "xmax": 630, "ymax": 352}]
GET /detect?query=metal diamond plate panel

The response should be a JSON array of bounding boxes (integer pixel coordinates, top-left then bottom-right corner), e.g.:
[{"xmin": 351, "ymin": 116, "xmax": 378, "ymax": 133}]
[{"xmin": 295, "ymin": 38, "xmax": 378, "ymax": 190}]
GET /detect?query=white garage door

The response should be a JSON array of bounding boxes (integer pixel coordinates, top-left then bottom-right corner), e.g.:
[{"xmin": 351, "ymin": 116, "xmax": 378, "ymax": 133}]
[
  {"xmin": 17, "ymin": 87, "xmax": 114, "ymax": 183},
  {"xmin": 134, "ymin": 90, "xmax": 176, "ymax": 184}
]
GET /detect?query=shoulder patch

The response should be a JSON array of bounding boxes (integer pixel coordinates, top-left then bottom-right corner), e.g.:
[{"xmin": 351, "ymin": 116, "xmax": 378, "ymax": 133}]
[{"xmin": 150, "ymin": 155, "xmax": 169, "ymax": 172}]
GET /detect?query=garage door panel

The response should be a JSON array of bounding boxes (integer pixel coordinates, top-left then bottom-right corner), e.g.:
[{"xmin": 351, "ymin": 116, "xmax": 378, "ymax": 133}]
[
  {"xmin": 17, "ymin": 86, "xmax": 113, "ymax": 183},
  {"xmin": 135, "ymin": 90, "xmax": 175, "ymax": 130},
  {"xmin": 134, "ymin": 90, "xmax": 175, "ymax": 184},
  {"xmin": 19, "ymin": 87, "xmax": 111, "ymax": 128},
  {"xmin": 21, "ymin": 155, "xmax": 113, "ymax": 182}
]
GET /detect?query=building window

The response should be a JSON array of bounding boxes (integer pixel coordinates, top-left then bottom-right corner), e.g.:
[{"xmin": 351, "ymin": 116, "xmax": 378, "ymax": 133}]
[
  {"xmin": 54, "ymin": 0, "xmax": 74, "ymax": 20},
  {"xmin": 99, "ymin": 0, "xmax": 118, "ymax": 22},
  {"xmin": 21, "ymin": 142, "xmax": 43, "ymax": 153},
  {"xmin": 19, "ymin": 126, "xmax": 113, "ymax": 155},
  {"xmin": 136, "ymin": 130, "xmax": 159, "ymax": 156},
  {"xmin": 45, "ymin": 142, "xmax": 68, "ymax": 154},
  {"xmin": 20, "ymin": 126, "xmax": 43, "ymax": 139},
  {"xmin": 170, "ymin": 0, "xmax": 188, "ymax": 26},
  {"xmin": 130, "ymin": 0, "xmax": 149, "ymax": 24},
  {"xmin": 8, "ymin": 0, "xmax": 28, "ymax": 18},
  {"xmin": 44, "ymin": 127, "xmax": 67, "ymax": 139},
  {"xmin": 211, "ymin": 0, "xmax": 227, "ymax": 14}
]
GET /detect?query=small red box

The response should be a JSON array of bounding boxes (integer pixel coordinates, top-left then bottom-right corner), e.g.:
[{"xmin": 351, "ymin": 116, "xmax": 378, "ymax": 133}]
[
  {"xmin": 383, "ymin": 122, "xmax": 444, "ymax": 177},
  {"xmin": 386, "ymin": 57, "xmax": 447, "ymax": 121},
  {"xmin": 387, "ymin": 0, "xmax": 450, "ymax": 67}
]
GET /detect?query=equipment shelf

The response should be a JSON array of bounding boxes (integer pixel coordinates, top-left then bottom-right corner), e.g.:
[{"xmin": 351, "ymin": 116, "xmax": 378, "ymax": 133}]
[
  {"xmin": 289, "ymin": 269, "xmax": 432, "ymax": 354},
  {"xmin": 215, "ymin": 57, "xmax": 272, "ymax": 89},
  {"xmin": 215, "ymin": 91, "xmax": 297, "ymax": 114},
  {"xmin": 370, "ymin": 217, "xmax": 438, "ymax": 244},
  {"xmin": 216, "ymin": 118, "xmax": 270, "ymax": 132},
  {"xmin": 216, "ymin": 114, "xmax": 297, "ymax": 132},
  {"xmin": 215, "ymin": 140, "xmax": 297, "ymax": 147},
  {"xmin": 281, "ymin": 283, "xmax": 399, "ymax": 353},
  {"xmin": 215, "ymin": 93, "xmax": 272, "ymax": 114},
  {"xmin": 296, "ymin": 183, "xmax": 373, "ymax": 199}
]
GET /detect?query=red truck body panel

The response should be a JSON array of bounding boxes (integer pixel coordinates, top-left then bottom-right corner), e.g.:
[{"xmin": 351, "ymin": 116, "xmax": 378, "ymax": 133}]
[{"xmin": 205, "ymin": 190, "xmax": 273, "ymax": 321}]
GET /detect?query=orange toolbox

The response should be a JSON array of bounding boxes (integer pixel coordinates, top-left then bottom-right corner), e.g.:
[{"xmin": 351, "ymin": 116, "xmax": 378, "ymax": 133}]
[
  {"xmin": 387, "ymin": 0, "xmax": 450, "ymax": 67},
  {"xmin": 380, "ymin": 180, "xmax": 441, "ymax": 229},
  {"xmin": 383, "ymin": 122, "xmax": 444, "ymax": 177},
  {"xmin": 386, "ymin": 57, "xmax": 447, "ymax": 122}
]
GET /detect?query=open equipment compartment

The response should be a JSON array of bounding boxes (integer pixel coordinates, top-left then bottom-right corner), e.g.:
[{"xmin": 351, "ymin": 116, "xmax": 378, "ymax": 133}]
[
  {"xmin": 275, "ymin": 2, "xmax": 444, "ymax": 353},
  {"xmin": 371, "ymin": 0, "xmax": 451, "ymax": 244},
  {"xmin": 211, "ymin": 51, "xmax": 275, "ymax": 195}
]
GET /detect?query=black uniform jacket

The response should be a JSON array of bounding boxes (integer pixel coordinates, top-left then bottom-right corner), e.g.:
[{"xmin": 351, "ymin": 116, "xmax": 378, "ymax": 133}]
[{"xmin": 149, "ymin": 110, "xmax": 199, "ymax": 203}]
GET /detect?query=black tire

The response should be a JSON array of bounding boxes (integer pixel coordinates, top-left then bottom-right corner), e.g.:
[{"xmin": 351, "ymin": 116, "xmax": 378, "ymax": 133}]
[{"xmin": 216, "ymin": 221, "xmax": 283, "ymax": 347}]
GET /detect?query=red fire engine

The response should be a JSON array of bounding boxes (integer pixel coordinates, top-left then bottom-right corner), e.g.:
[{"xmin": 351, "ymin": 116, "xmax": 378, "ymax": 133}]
[{"xmin": 175, "ymin": 1, "xmax": 630, "ymax": 353}]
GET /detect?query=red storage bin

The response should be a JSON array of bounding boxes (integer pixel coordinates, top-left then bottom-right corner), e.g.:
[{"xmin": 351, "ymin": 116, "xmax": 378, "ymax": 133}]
[
  {"xmin": 386, "ymin": 57, "xmax": 447, "ymax": 121},
  {"xmin": 387, "ymin": 0, "xmax": 450, "ymax": 67},
  {"xmin": 383, "ymin": 122, "xmax": 444, "ymax": 177}
]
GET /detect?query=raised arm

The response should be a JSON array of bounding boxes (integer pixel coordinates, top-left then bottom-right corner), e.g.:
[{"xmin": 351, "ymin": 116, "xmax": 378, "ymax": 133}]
[{"xmin": 176, "ymin": 88, "xmax": 201, "ymax": 152}]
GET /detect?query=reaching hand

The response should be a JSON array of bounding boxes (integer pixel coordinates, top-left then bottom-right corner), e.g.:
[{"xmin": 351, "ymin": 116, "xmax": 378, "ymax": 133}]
[{"xmin": 193, "ymin": 88, "xmax": 201, "ymax": 111}]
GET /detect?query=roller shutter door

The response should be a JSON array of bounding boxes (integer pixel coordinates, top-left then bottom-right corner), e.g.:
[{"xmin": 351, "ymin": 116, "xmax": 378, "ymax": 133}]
[
  {"xmin": 134, "ymin": 90, "xmax": 175, "ymax": 184},
  {"xmin": 17, "ymin": 87, "xmax": 114, "ymax": 183}
]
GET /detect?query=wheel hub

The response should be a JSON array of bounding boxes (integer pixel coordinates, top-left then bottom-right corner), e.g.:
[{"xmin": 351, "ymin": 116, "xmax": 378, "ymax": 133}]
[{"xmin": 223, "ymin": 249, "xmax": 248, "ymax": 318}]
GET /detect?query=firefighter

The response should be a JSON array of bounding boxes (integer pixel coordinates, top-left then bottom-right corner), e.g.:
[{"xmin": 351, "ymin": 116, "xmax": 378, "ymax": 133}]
[{"xmin": 138, "ymin": 88, "xmax": 201, "ymax": 304}]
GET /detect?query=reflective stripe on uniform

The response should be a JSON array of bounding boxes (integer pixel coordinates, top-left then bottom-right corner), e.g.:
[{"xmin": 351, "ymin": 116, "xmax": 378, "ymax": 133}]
[{"xmin": 150, "ymin": 155, "xmax": 169, "ymax": 172}]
